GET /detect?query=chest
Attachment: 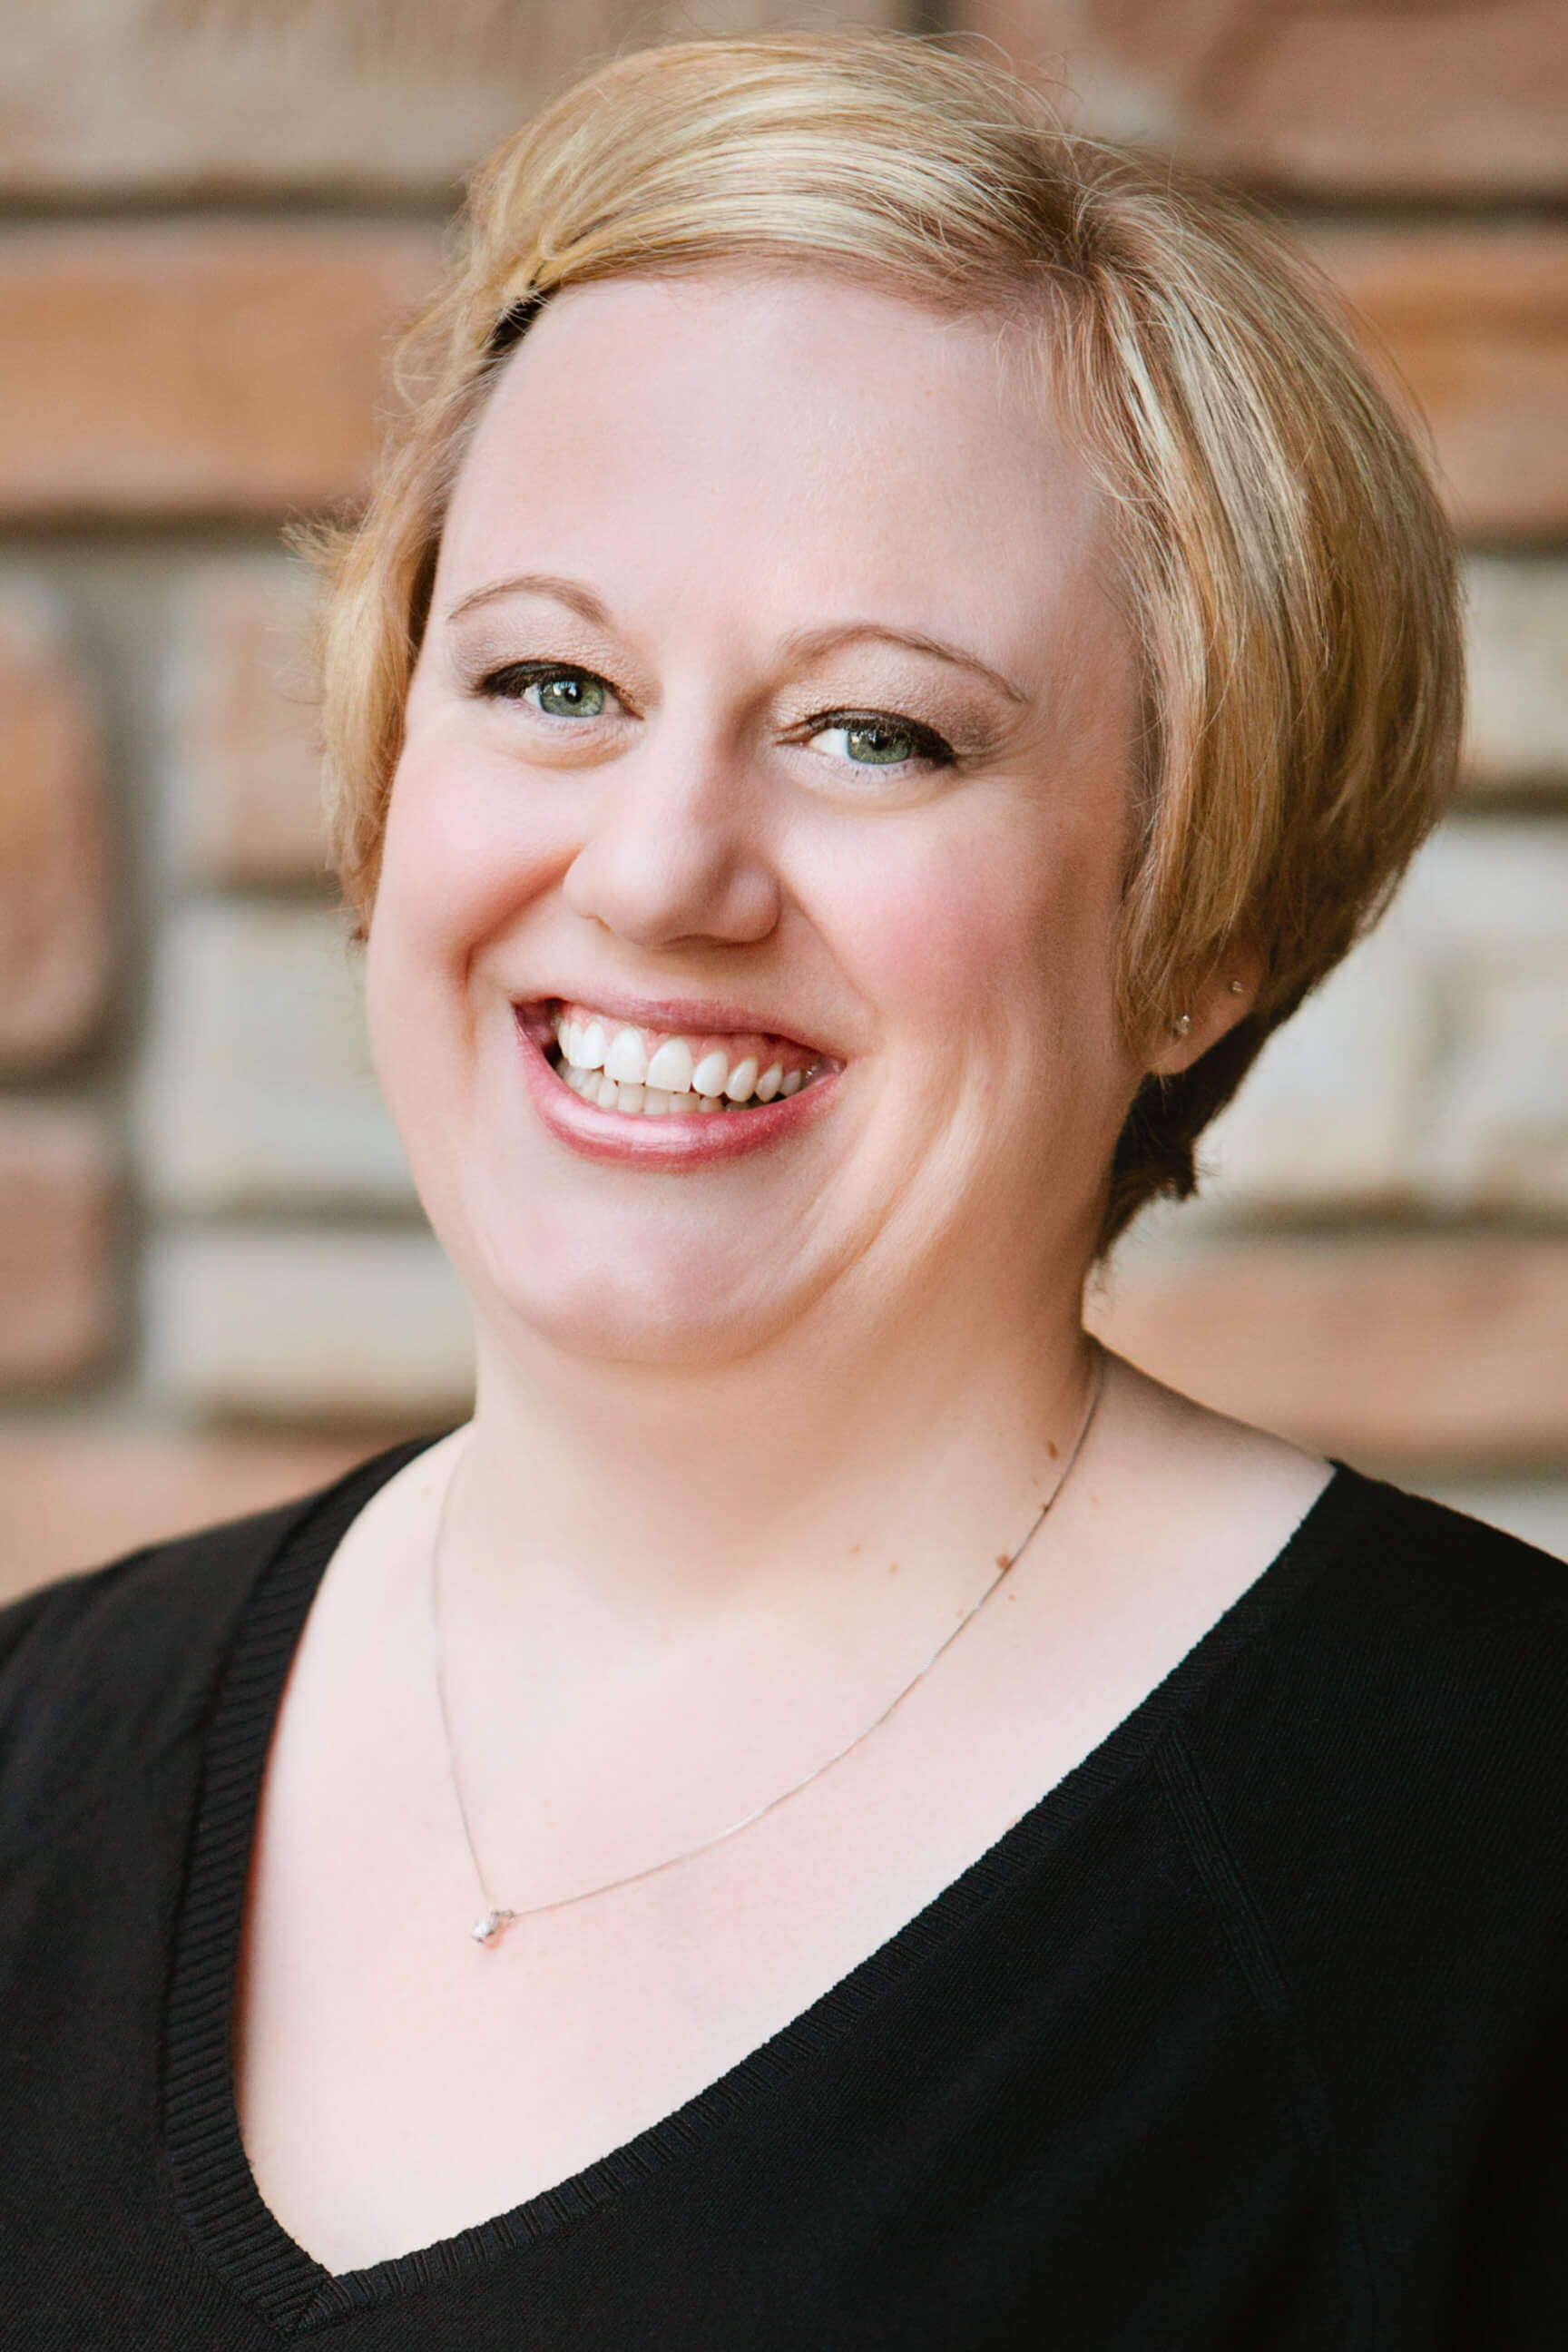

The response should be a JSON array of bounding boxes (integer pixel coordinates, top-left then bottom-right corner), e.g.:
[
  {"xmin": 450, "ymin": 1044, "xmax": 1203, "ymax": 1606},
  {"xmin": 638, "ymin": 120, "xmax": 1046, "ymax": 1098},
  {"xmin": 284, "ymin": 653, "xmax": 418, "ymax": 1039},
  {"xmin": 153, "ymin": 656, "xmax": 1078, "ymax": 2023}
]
[
  {"xmin": 232, "ymin": 1454, "xmax": 1326, "ymax": 2278},
  {"xmin": 234, "ymin": 1592, "xmax": 1111, "ymax": 2275},
  {"xmin": 15, "ymin": 1733, "xmax": 1379, "ymax": 2351}
]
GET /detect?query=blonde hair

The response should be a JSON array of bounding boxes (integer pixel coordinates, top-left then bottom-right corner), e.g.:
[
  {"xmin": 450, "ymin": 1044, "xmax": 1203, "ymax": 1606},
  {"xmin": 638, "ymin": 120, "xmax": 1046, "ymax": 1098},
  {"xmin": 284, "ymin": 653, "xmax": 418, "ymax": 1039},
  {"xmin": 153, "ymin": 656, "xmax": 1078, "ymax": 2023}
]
[{"xmin": 318, "ymin": 31, "xmax": 1462, "ymax": 1248}]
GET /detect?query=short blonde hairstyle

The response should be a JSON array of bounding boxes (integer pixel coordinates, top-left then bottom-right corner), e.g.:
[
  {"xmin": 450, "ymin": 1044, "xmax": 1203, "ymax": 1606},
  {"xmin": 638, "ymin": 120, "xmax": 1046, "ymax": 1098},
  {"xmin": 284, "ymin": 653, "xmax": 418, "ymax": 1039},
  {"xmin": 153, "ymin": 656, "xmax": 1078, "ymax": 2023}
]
[{"xmin": 319, "ymin": 32, "xmax": 1462, "ymax": 1248}]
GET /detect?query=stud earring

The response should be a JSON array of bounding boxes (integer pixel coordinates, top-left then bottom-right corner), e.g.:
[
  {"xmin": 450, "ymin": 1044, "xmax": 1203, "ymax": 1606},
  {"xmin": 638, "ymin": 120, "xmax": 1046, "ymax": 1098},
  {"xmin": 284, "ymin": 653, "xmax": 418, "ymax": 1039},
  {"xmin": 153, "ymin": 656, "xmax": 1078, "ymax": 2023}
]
[
  {"xmin": 1228, "ymin": 980, "xmax": 1246, "ymax": 996},
  {"xmin": 1172, "ymin": 1012, "xmax": 1193, "ymax": 1037}
]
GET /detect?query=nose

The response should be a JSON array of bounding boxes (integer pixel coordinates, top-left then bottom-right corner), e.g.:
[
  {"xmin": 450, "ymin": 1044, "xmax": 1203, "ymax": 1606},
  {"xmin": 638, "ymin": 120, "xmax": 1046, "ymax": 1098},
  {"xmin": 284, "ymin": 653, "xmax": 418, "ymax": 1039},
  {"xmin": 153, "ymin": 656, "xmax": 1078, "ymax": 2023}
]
[{"xmin": 561, "ymin": 731, "xmax": 782, "ymax": 952}]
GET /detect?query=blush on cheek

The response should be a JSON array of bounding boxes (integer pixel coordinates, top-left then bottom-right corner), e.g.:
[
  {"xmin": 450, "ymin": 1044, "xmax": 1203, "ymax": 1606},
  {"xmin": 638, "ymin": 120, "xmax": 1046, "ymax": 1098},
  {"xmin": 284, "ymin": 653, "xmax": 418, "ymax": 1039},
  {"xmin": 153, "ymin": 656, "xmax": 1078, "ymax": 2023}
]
[
  {"xmin": 840, "ymin": 824, "xmax": 1113, "ymax": 1034},
  {"xmin": 869, "ymin": 887, "xmax": 997, "ymax": 1011},
  {"xmin": 374, "ymin": 744, "xmax": 566, "ymax": 972}
]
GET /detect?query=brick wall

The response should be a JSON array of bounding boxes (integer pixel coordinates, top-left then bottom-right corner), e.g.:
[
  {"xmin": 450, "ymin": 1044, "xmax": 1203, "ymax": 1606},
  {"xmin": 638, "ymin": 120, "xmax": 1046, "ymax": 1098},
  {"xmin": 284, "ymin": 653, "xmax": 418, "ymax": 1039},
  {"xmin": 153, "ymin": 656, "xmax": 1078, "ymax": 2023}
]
[{"xmin": 1, "ymin": 0, "xmax": 1565, "ymax": 1595}]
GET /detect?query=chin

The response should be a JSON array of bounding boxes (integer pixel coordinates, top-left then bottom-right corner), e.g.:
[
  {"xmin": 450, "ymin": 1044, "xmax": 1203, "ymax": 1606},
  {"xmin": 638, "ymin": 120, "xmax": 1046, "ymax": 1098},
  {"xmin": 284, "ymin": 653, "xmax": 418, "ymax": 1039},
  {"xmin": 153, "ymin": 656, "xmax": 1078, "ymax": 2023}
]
[
  {"xmin": 457, "ymin": 1195, "xmax": 823, "ymax": 1373},
  {"xmin": 474, "ymin": 1261, "xmax": 798, "ymax": 1372}
]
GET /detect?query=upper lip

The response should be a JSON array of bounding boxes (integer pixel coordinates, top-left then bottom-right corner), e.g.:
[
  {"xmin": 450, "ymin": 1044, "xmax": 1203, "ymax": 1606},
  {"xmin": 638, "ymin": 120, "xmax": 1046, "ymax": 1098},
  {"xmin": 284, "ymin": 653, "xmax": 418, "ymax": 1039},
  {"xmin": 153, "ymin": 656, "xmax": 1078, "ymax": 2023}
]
[{"xmin": 517, "ymin": 990, "xmax": 834, "ymax": 1056}]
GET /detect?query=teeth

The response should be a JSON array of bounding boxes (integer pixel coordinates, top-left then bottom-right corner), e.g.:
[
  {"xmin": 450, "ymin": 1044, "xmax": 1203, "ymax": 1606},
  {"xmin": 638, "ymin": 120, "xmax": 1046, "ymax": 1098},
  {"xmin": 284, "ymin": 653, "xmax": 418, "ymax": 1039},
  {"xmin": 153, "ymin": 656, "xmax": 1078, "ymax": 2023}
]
[
  {"xmin": 552, "ymin": 1006, "xmax": 826, "ymax": 1117},
  {"xmin": 645, "ymin": 1037, "xmax": 694, "ymax": 1093},
  {"xmin": 562, "ymin": 1063, "xmax": 821, "ymax": 1117},
  {"xmin": 603, "ymin": 1027, "xmax": 649, "ymax": 1084}
]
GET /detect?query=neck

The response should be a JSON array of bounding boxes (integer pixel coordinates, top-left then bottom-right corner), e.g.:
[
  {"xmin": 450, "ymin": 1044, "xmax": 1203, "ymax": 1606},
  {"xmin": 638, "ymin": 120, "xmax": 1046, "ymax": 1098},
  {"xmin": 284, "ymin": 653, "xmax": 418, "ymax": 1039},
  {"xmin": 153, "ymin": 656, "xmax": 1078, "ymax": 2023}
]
[{"xmin": 451, "ymin": 1245, "xmax": 1098, "ymax": 1642}]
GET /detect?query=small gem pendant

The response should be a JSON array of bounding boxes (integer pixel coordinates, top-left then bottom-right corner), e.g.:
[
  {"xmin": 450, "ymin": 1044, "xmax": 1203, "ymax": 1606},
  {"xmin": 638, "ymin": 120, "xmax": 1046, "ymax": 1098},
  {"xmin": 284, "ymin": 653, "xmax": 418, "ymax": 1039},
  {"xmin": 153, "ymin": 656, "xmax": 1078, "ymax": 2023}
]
[{"xmin": 469, "ymin": 1908, "xmax": 517, "ymax": 1946}]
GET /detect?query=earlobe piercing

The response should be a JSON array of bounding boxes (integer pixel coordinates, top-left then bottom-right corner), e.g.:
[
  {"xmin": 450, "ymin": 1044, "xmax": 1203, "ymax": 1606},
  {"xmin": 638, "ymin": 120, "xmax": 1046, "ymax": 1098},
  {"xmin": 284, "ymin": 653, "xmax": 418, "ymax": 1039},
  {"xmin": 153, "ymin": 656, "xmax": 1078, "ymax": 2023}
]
[
  {"xmin": 1172, "ymin": 1012, "xmax": 1193, "ymax": 1037},
  {"xmin": 1228, "ymin": 980, "xmax": 1246, "ymax": 995}
]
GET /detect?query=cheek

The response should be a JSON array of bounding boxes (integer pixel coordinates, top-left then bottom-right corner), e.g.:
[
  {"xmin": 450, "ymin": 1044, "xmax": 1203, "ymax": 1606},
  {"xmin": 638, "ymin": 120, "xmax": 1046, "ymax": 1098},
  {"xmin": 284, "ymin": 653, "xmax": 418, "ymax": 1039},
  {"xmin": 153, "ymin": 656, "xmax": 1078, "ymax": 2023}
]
[
  {"xmin": 362, "ymin": 750, "xmax": 553, "ymax": 1152},
  {"xmin": 360, "ymin": 779, "xmax": 453, "ymax": 1141},
  {"xmin": 368, "ymin": 737, "xmax": 564, "ymax": 1005},
  {"xmin": 810, "ymin": 805, "xmax": 1122, "ymax": 1054}
]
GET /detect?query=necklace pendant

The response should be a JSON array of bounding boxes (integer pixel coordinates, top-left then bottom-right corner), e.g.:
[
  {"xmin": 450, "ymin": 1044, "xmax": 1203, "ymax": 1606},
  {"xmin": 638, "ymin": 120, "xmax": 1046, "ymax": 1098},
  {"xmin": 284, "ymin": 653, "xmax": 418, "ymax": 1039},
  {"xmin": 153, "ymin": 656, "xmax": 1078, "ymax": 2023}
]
[{"xmin": 469, "ymin": 1907, "xmax": 516, "ymax": 1946}]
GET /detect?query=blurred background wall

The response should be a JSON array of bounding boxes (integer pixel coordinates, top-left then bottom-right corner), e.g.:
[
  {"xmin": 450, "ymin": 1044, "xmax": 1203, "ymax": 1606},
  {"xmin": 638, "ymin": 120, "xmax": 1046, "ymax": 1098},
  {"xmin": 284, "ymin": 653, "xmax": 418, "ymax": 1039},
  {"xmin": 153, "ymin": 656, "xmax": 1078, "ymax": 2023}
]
[{"xmin": 0, "ymin": 0, "xmax": 1564, "ymax": 1595}]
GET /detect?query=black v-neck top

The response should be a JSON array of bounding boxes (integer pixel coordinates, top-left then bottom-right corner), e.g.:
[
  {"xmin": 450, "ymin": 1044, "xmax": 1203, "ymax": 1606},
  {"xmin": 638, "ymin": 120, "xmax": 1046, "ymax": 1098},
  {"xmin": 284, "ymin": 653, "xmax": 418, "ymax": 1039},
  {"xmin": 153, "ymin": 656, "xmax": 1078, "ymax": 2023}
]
[{"xmin": 0, "ymin": 1450, "xmax": 1565, "ymax": 2349}]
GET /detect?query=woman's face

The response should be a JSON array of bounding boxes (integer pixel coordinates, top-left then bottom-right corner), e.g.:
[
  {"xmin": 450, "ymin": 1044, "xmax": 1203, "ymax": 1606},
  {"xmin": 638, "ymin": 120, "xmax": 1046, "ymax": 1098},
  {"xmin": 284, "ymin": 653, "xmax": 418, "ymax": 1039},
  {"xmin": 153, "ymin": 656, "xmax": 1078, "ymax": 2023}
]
[{"xmin": 368, "ymin": 270, "xmax": 1148, "ymax": 1370}]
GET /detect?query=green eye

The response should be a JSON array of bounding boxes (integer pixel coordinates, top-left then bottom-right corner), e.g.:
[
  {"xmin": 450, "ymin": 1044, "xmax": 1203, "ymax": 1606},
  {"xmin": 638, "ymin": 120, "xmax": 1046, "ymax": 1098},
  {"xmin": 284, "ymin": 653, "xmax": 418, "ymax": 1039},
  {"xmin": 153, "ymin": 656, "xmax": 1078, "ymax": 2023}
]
[
  {"xmin": 531, "ymin": 671, "xmax": 606, "ymax": 719},
  {"xmin": 808, "ymin": 718, "xmax": 933, "ymax": 768},
  {"xmin": 844, "ymin": 720, "xmax": 916, "ymax": 764}
]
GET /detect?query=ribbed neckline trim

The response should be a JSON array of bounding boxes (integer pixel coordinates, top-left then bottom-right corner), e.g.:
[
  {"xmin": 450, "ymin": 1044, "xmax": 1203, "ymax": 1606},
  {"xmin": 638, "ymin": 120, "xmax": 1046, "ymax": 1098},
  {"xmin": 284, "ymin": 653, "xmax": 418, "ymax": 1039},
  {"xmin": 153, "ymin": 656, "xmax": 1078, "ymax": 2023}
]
[{"xmin": 162, "ymin": 1442, "xmax": 1376, "ymax": 2337}]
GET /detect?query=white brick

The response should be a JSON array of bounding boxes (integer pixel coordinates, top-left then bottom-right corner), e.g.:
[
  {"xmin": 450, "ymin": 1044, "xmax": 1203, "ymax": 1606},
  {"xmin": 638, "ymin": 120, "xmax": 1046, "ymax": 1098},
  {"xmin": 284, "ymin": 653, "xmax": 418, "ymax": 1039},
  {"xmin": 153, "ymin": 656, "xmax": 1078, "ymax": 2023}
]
[
  {"xmin": 147, "ymin": 1225, "xmax": 474, "ymax": 1421},
  {"xmin": 1196, "ymin": 900, "xmax": 1426, "ymax": 1211},
  {"xmin": 1422, "ymin": 959, "xmax": 1568, "ymax": 1211},
  {"xmin": 1409, "ymin": 822, "xmax": 1568, "ymax": 1211},
  {"xmin": 1198, "ymin": 817, "xmax": 1568, "ymax": 1218},
  {"xmin": 136, "ymin": 899, "xmax": 415, "ymax": 1210},
  {"xmin": 1403, "ymin": 814, "xmax": 1568, "ymax": 946},
  {"xmin": 1463, "ymin": 556, "xmax": 1568, "ymax": 790}
]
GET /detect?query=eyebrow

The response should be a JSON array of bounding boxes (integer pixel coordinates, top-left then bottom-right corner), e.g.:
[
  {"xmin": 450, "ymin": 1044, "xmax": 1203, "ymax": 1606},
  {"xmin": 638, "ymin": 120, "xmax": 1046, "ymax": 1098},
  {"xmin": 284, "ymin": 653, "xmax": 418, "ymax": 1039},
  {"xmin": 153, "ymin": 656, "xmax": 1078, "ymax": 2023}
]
[
  {"xmin": 445, "ymin": 572, "xmax": 612, "ymax": 629},
  {"xmin": 444, "ymin": 576, "xmax": 1029, "ymax": 707},
  {"xmin": 781, "ymin": 622, "xmax": 1029, "ymax": 706}
]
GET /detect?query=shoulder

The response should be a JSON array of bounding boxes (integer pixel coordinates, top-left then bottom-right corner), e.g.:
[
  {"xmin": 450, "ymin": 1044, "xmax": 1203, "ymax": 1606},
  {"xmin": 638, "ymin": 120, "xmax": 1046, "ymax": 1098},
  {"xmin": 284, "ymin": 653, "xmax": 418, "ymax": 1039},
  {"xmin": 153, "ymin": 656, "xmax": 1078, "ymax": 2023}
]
[
  {"xmin": 1209, "ymin": 1464, "xmax": 1568, "ymax": 1759},
  {"xmin": 1267, "ymin": 1465, "xmax": 1568, "ymax": 1671},
  {"xmin": 0, "ymin": 1441, "xmax": 432, "ymax": 1817},
  {"xmin": 1181, "ymin": 1466, "xmax": 1568, "ymax": 1951},
  {"xmin": 0, "ymin": 1505, "xmax": 296, "ymax": 1733}
]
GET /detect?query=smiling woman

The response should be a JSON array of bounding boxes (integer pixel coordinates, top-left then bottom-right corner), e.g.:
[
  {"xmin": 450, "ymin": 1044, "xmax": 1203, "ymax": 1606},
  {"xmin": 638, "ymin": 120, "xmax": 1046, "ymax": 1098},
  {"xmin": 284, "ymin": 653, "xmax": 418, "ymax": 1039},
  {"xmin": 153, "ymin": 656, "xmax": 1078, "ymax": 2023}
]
[
  {"xmin": 2, "ymin": 32, "xmax": 1566, "ymax": 2352},
  {"xmin": 364, "ymin": 265, "xmax": 1153, "ymax": 1367}
]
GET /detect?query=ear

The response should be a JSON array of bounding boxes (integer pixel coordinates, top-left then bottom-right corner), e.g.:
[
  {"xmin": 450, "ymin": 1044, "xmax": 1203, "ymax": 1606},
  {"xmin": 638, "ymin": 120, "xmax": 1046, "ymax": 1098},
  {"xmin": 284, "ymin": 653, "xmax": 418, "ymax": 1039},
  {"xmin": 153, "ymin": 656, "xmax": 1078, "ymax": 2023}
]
[{"xmin": 1144, "ymin": 945, "xmax": 1264, "ymax": 1079}]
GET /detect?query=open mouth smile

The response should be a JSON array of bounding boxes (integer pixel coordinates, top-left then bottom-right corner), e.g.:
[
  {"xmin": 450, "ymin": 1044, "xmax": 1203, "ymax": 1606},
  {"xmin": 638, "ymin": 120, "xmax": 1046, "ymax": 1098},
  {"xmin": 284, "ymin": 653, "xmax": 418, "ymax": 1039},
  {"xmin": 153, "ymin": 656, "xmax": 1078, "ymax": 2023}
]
[
  {"xmin": 514, "ymin": 998, "xmax": 840, "ymax": 1161},
  {"xmin": 547, "ymin": 1000, "xmax": 828, "ymax": 1116}
]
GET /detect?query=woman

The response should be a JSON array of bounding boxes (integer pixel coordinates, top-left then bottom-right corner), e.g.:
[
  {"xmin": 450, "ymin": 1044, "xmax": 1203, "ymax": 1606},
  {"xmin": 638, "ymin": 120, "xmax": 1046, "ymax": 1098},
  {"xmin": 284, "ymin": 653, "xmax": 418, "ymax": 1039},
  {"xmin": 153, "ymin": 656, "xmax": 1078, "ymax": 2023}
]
[{"xmin": 2, "ymin": 33, "xmax": 1563, "ymax": 2348}]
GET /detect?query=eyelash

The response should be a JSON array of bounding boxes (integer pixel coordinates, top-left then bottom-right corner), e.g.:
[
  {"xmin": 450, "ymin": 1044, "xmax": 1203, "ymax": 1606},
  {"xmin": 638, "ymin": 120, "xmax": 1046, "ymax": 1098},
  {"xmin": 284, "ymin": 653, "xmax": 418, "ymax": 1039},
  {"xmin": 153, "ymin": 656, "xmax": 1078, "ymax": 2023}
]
[
  {"xmin": 475, "ymin": 662, "xmax": 958, "ymax": 770},
  {"xmin": 476, "ymin": 661, "xmax": 617, "ymax": 709},
  {"xmin": 789, "ymin": 708, "xmax": 956, "ymax": 770}
]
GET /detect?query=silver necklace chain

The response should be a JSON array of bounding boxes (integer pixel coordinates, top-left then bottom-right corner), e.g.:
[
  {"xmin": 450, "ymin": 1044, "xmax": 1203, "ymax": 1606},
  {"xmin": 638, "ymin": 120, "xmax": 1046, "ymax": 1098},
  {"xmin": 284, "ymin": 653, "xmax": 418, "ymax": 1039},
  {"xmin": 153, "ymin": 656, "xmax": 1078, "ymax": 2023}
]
[{"xmin": 431, "ymin": 1343, "xmax": 1108, "ymax": 1946}]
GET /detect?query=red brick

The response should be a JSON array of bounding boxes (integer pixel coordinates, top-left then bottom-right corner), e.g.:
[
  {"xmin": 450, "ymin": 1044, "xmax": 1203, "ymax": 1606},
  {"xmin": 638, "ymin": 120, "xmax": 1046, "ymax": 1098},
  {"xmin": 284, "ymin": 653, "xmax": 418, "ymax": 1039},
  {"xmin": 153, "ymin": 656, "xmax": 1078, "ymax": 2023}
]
[
  {"xmin": 1207, "ymin": 0, "xmax": 1568, "ymax": 197},
  {"xmin": 0, "ymin": 1104, "xmax": 116, "ymax": 1387},
  {"xmin": 0, "ymin": 586, "xmax": 109, "ymax": 1063},
  {"xmin": 166, "ymin": 560, "xmax": 328, "ymax": 883},
  {"xmin": 1310, "ymin": 229, "xmax": 1568, "ymax": 543},
  {"xmin": 966, "ymin": 0, "xmax": 1568, "ymax": 197},
  {"xmin": 1088, "ymin": 1237, "xmax": 1568, "ymax": 1467},
  {"xmin": 0, "ymin": 223, "xmax": 440, "ymax": 518},
  {"xmin": 0, "ymin": 1426, "xmax": 389, "ymax": 1603}
]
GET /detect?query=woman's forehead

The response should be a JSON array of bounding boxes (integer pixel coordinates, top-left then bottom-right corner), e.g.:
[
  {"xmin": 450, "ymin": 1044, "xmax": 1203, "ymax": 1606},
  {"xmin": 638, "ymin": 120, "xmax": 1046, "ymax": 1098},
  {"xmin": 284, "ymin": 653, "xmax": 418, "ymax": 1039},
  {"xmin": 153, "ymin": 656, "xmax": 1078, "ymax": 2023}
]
[{"xmin": 435, "ymin": 268, "xmax": 1112, "ymax": 661}]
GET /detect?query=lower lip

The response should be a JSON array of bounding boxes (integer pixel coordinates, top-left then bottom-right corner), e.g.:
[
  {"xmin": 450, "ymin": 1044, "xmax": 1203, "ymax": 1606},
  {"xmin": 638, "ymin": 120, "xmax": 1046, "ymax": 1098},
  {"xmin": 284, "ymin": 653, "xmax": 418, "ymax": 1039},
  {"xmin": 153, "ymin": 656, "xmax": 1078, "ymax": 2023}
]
[{"xmin": 514, "ymin": 1017, "xmax": 838, "ymax": 1168}]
